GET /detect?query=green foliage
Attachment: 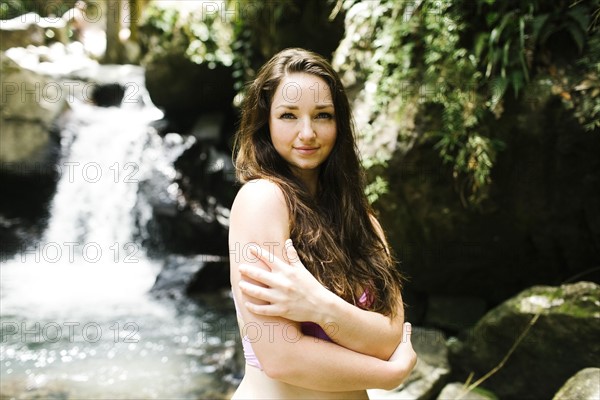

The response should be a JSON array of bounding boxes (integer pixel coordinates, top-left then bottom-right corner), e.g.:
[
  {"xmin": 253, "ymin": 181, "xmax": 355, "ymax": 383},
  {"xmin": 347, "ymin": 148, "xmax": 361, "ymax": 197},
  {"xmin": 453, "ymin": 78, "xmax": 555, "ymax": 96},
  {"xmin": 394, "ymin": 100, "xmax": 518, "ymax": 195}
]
[
  {"xmin": 572, "ymin": 35, "xmax": 600, "ymax": 131},
  {"xmin": 364, "ymin": 0, "xmax": 599, "ymax": 207},
  {"xmin": 0, "ymin": 0, "xmax": 77, "ymax": 20},
  {"xmin": 228, "ymin": 0, "xmax": 343, "ymax": 92},
  {"xmin": 138, "ymin": 3, "xmax": 233, "ymax": 68},
  {"xmin": 365, "ymin": 175, "xmax": 389, "ymax": 205}
]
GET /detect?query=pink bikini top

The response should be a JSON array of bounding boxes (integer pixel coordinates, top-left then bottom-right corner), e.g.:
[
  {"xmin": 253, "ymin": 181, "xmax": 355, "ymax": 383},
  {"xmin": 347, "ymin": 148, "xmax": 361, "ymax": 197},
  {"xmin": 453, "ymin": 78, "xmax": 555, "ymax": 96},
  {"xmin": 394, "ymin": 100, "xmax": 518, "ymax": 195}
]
[{"xmin": 233, "ymin": 291, "xmax": 372, "ymax": 370}]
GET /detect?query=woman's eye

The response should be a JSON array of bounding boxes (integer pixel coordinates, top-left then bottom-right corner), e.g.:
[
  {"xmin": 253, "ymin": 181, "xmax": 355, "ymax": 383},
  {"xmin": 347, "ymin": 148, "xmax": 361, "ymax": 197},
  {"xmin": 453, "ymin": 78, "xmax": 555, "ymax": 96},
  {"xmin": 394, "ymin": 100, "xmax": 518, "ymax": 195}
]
[
  {"xmin": 280, "ymin": 113, "xmax": 295, "ymax": 119},
  {"xmin": 316, "ymin": 112, "xmax": 333, "ymax": 119}
]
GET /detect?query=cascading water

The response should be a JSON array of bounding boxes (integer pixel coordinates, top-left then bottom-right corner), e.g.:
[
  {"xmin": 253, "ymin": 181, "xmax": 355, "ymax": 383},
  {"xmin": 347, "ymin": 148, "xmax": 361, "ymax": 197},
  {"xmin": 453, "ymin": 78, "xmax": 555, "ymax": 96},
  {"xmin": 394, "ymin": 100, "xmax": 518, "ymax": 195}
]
[{"xmin": 0, "ymin": 66, "xmax": 237, "ymax": 399}]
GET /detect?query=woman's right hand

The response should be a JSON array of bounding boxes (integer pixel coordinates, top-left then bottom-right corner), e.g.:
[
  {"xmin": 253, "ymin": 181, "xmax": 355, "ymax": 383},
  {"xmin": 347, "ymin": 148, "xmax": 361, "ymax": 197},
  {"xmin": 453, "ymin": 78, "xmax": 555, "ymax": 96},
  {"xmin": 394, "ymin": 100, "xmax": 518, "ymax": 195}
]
[
  {"xmin": 386, "ymin": 322, "xmax": 418, "ymax": 389},
  {"xmin": 238, "ymin": 239, "xmax": 335, "ymax": 323}
]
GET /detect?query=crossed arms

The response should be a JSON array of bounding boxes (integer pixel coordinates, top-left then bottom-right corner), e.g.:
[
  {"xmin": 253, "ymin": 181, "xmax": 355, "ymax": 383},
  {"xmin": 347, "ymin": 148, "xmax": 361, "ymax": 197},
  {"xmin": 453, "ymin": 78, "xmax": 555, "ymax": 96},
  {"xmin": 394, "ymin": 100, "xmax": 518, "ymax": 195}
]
[{"xmin": 229, "ymin": 179, "xmax": 416, "ymax": 391}]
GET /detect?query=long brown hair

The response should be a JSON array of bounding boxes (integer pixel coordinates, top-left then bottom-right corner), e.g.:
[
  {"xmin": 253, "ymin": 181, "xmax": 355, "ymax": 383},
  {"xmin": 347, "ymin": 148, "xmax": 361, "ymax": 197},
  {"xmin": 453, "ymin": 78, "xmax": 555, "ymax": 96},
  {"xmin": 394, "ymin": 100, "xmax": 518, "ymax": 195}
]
[{"xmin": 233, "ymin": 48, "xmax": 403, "ymax": 317}]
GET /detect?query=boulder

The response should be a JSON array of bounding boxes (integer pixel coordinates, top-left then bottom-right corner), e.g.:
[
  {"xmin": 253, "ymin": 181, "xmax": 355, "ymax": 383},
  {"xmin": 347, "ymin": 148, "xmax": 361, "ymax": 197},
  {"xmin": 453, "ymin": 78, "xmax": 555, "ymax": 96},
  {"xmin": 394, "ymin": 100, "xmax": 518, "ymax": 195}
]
[
  {"xmin": 0, "ymin": 13, "xmax": 45, "ymax": 50},
  {"xmin": 135, "ymin": 130, "xmax": 234, "ymax": 257},
  {"xmin": 552, "ymin": 368, "xmax": 600, "ymax": 400},
  {"xmin": 144, "ymin": 50, "xmax": 235, "ymax": 124},
  {"xmin": 0, "ymin": 52, "xmax": 65, "ymax": 167},
  {"xmin": 0, "ymin": 51, "xmax": 64, "ymax": 259},
  {"xmin": 151, "ymin": 254, "xmax": 229, "ymax": 299},
  {"xmin": 436, "ymin": 383, "xmax": 497, "ymax": 400},
  {"xmin": 0, "ymin": 12, "xmax": 67, "ymax": 51},
  {"xmin": 332, "ymin": 0, "xmax": 600, "ymax": 313},
  {"xmin": 448, "ymin": 281, "xmax": 600, "ymax": 399},
  {"xmin": 424, "ymin": 296, "xmax": 487, "ymax": 333},
  {"xmin": 368, "ymin": 327, "xmax": 450, "ymax": 400}
]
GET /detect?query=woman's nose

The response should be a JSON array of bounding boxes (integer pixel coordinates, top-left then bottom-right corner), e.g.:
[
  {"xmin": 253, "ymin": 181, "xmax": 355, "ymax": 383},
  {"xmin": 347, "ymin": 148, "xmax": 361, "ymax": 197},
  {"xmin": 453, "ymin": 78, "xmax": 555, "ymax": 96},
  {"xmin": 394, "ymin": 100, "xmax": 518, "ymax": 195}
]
[{"xmin": 298, "ymin": 118, "xmax": 316, "ymax": 140}]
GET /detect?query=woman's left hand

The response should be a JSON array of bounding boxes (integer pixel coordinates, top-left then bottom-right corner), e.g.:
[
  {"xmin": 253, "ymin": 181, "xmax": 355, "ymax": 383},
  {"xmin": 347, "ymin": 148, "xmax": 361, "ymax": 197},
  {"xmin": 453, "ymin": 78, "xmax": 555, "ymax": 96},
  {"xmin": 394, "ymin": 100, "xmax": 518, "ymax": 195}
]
[{"xmin": 238, "ymin": 239, "xmax": 334, "ymax": 323}]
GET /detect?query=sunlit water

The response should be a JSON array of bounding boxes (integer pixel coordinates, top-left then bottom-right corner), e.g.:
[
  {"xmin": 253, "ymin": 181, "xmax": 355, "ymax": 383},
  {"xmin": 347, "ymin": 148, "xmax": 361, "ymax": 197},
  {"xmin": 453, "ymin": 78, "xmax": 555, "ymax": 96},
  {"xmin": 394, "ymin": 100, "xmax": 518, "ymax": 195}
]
[{"xmin": 0, "ymin": 76, "xmax": 237, "ymax": 399}]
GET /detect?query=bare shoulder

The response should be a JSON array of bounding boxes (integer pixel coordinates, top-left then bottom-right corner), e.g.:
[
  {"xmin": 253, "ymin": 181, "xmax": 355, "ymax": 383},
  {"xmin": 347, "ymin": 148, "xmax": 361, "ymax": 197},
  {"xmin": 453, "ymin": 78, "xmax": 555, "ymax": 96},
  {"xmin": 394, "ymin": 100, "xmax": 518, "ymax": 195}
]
[
  {"xmin": 230, "ymin": 179, "xmax": 289, "ymax": 243},
  {"xmin": 231, "ymin": 179, "xmax": 287, "ymax": 217}
]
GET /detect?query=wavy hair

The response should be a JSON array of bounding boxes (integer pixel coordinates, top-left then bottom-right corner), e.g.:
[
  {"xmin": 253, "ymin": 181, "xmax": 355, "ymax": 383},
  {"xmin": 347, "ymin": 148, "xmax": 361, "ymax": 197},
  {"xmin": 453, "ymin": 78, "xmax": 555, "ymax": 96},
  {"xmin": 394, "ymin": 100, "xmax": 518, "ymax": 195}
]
[{"xmin": 233, "ymin": 48, "xmax": 403, "ymax": 317}]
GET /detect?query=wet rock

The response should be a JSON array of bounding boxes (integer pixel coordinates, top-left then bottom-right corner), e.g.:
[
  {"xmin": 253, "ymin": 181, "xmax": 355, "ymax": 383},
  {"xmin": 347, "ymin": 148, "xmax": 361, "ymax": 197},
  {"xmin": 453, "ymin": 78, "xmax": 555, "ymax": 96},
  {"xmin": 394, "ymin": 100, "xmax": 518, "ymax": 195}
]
[
  {"xmin": 151, "ymin": 254, "xmax": 229, "ymax": 299},
  {"xmin": 449, "ymin": 282, "xmax": 600, "ymax": 400},
  {"xmin": 332, "ymin": 0, "xmax": 600, "ymax": 313},
  {"xmin": 424, "ymin": 296, "xmax": 487, "ymax": 333},
  {"xmin": 90, "ymin": 83, "xmax": 125, "ymax": 107},
  {"xmin": 552, "ymin": 368, "xmax": 600, "ymax": 400},
  {"xmin": 0, "ymin": 52, "xmax": 65, "ymax": 167},
  {"xmin": 144, "ymin": 51, "xmax": 235, "ymax": 123},
  {"xmin": 0, "ymin": 51, "xmax": 64, "ymax": 258},
  {"xmin": 186, "ymin": 258, "xmax": 230, "ymax": 294},
  {"xmin": 1, "ymin": 13, "xmax": 44, "ymax": 50},
  {"xmin": 436, "ymin": 383, "xmax": 497, "ymax": 400},
  {"xmin": 368, "ymin": 327, "xmax": 450, "ymax": 400}
]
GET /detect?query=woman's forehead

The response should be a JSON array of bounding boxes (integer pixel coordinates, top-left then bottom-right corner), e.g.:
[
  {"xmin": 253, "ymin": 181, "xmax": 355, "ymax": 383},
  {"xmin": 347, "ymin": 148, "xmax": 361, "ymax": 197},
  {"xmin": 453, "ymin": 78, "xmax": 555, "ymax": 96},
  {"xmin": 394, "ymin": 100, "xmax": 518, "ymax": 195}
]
[{"xmin": 271, "ymin": 73, "xmax": 333, "ymax": 108}]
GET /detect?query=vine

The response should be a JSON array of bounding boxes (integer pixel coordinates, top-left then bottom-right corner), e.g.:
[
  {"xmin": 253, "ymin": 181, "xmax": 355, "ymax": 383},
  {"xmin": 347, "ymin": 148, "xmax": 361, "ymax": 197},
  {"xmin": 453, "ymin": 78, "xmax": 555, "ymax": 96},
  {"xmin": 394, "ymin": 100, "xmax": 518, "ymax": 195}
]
[{"xmin": 360, "ymin": 0, "xmax": 599, "ymax": 207}]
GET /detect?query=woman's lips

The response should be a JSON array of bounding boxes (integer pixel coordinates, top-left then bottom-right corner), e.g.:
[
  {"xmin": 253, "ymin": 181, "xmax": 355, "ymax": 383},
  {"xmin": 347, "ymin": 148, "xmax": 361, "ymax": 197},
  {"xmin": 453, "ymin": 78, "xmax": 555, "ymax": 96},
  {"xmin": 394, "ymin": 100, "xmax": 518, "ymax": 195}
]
[{"xmin": 294, "ymin": 147, "xmax": 319, "ymax": 155}]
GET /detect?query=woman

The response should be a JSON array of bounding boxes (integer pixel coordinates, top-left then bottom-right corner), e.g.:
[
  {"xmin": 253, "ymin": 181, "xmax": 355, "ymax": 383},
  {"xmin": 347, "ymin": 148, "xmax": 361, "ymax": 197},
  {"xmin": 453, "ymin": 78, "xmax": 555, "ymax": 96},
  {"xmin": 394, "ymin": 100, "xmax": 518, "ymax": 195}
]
[{"xmin": 229, "ymin": 48, "xmax": 417, "ymax": 399}]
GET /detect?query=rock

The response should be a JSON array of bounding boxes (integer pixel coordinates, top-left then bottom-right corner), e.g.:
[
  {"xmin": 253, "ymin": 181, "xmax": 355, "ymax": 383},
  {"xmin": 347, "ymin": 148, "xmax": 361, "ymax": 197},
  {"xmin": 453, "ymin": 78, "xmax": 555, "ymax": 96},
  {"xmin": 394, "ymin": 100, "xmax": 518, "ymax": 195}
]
[
  {"xmin": 436, "ymin": 383, "xmax": 498, "ymax": 400},
  {"xmin": 448, "ymin": 282, "xmax": 600, "ymax": 400},
  {"xmin": 424, "ymin": 296, "xmax": 487, "ymax": 333},
  {"xmin": 0, "ymin": 51, "xmax": 64, "ymax": 259},
  {"xmin": 0, "ymin": 52, "xmax": 65, "ymax": 167},
  {"xmin": 90, "ymin": 83, "xmax": 125, "ymax": 107},
  {"xmin": 186, "ymin": 258, "xmax": 230, "ymax": 294},
  {"xmin": 135, "ymin": 130, "xmax": 234, "ymax": 257},
  {"xmin": 144, "ymin": 51, "xmax": 235, "ymax": 123},
  {"xmin": 368, "ymin": 327, "xmax": 450, "ymax": 400},
  {"xmin": 0, "ymin": 13, "xmax": 45, "ymax": 50},
  {"xmin": 151, "ymin": 254, "xmax": 229, "ymax": 299},
  {"xmin": 552, "ymin": 368, "xmax": 600, "ymax": 400},
  {"xmin": 0, "ymin": 12, "xmax": 68, "ymax": 51},
  {"xmin": 332, "ymin": 0, "xmax": 600, "ymax": 313}
]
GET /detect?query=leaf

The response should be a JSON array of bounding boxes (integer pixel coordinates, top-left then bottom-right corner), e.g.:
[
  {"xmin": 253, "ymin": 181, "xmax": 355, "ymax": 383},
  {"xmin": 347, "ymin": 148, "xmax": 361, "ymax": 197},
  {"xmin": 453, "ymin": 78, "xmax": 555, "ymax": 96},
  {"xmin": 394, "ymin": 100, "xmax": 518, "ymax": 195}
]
[
  {"xmin": 475, "ymin": 33, "xmax": 489, "ymax": 58},
  {"xmin": 564, "ymin": 20, "xmax": 586, "ymax": 53},
  {"xmin": 502, "ymin": 39, "xmax": 511, "ymax": 72},
  {"xmin": 519, "ymin": 51, "xmax": 530, "ymax": 81},
  {"xmin": 510, "ymin": 70, "xmax": 525, "ymax": 97},
  {"xmin": 539, "ymin": 17, "xmax": 558, "ymax": 45},
  {"xmin": 567, "ymin": 7, "xmax": 591, "ymax": 32},
  {"xmin": 532, "ymin": 13, "xmax": 550, "ymax": 41},
  {"xmin": 490, "ymin": 27, "xmax": 500, "ymax": 44},
  {"xmin": 519, "ymin": 15, "xmax": 525, "ymax": 50},
  {"xmin": 490, "ymin": 76, "xmax": 508, "ymax": 105},
  {"xmin": 486, "ymin": 11, "xmax": 499, "ymax": 26}
]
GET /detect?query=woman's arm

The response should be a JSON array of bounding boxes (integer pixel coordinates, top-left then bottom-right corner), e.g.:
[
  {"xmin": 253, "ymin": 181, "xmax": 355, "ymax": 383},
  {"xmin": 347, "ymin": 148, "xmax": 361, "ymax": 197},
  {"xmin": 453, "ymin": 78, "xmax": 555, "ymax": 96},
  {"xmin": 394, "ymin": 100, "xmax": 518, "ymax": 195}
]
[
  {"xmin": 229, "ymin": 180, "xmax": 416, "ymax": 390},
  {"xmin": 238, "ymin": 215, "xmax": 405, "ymax": 360}
]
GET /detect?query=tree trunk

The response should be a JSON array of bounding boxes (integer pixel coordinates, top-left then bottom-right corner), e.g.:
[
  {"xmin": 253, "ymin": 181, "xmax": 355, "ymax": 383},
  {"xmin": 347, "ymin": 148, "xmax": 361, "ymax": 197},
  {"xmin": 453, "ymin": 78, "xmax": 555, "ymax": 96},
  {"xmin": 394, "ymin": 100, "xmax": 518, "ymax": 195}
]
[
  {"xmin": 103, "ymin": 0, "xmax": 124, "ymax": 63},
  {"xmin": 128, "ymin": 0, "xmax": 139, "ymax": 41}
]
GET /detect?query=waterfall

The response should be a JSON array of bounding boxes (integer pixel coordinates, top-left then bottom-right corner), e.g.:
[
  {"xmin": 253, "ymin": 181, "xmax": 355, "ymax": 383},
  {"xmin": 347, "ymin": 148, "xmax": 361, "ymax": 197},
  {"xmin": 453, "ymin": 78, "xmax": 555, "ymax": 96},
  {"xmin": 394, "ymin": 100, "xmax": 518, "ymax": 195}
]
[
  {"xmin": 0, "ymin": 65, "xmax": 237, "ymax": 399},
  {"xmin": 1, "ymin": 68, "xmax": 164, "ymax": 319}
]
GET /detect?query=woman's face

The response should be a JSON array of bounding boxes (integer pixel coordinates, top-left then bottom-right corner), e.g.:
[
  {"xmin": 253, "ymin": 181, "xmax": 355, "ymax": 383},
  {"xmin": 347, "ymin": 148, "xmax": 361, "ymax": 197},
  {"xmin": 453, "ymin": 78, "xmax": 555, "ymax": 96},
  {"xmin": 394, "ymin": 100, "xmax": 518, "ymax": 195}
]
[{"xmin": 269, "ymin": 72, "xmax": 337, "ymax": 181}]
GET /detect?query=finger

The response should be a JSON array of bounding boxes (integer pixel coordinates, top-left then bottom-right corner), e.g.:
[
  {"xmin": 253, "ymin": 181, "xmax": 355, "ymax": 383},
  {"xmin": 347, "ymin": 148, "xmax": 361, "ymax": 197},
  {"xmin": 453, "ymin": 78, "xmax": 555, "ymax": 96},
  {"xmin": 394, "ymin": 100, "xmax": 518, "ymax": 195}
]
[
  {"xmin": 243, "ymin": 301, "xmax": 282, "ymax": 317},
  {"xmin": 239, "ymin": 280, "xmax": 277, "ymax": 302},
  {"xmin": 402, "ymin": 322, "xmax": 412, "ymax": 343},
  {"xmin": 239, "ymin": 264, "xmax": 278, "ymax": 287},
  {"xmin": 284, "ymin": 239, "xmax": 302, "ymax": 266},
  {"xmin": 248, "ymin": 245, "xmax": 281, "ymax": 270}
]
